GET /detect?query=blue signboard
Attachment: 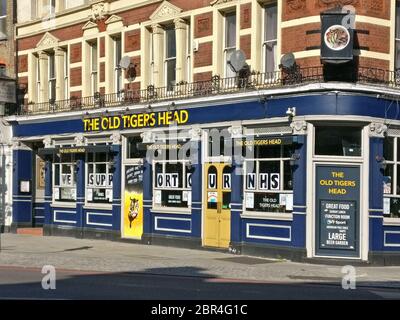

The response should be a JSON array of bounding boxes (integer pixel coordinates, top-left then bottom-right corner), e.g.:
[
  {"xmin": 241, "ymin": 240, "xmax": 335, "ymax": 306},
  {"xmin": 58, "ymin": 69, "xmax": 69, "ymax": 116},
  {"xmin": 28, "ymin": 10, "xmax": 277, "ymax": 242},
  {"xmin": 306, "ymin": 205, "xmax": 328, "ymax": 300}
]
[{"xmin": 315, "ymin": 165, "xmax": 360, "ymax": 257}]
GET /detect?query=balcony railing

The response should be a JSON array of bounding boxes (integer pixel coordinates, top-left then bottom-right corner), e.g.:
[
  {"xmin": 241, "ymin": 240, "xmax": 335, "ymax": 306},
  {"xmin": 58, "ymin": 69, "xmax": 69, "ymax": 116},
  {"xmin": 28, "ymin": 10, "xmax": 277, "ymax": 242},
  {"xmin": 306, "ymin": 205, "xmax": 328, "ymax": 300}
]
[{"xmin": 14, "ymin": 66, "xmax": 400, "ymax": 116}]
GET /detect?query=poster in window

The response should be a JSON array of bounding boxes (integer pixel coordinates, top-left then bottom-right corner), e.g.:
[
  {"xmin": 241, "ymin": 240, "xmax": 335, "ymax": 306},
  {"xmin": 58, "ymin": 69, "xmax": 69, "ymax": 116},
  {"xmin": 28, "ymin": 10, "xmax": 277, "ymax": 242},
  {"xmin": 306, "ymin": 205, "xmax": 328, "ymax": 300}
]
[
  {"xmin": 37, "ymin": 159, "xmax": 46, "ymax": 189},
  {"xmin": 123, "ymin": 165, "xmax": 144, "ymax": 239}
]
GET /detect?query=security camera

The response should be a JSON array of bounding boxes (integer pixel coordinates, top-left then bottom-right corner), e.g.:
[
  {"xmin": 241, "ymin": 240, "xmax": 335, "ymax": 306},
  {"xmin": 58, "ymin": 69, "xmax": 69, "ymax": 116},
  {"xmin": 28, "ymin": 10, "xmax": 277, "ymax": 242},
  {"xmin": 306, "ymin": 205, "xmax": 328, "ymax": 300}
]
[{"xmin": 286, "ymin": 107, "xmax": 296, "ymax": 117}]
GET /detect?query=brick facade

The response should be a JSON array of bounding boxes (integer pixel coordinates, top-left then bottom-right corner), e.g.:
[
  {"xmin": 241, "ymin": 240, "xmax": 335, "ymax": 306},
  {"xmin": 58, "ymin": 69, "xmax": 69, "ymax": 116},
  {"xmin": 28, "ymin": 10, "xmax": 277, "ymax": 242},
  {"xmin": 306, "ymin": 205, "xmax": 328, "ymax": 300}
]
[
  {"xmin": 194, "ymin": 12, "xmax": 213, "ymax": 38},
  {"xmin": 70, "ymin": 67, "xmax": 82, "ymax": 87},
  {"xmin": 70, "ymin": 43, "xmax": 82, "ymax": 63},
  {"xmin": 194, "ymin": 42, "xmax": 213, "ymax": 68},
  {"xmin": 125, "ymin": 30, "xmax": 141, "ymax": 52},
  {"xmin": 282, "ymin": 0, "xmax": 390, "ymax": 21},
  {"xmin": 240, "ymin": 3, "xmax": 252, "ymax": 29}
]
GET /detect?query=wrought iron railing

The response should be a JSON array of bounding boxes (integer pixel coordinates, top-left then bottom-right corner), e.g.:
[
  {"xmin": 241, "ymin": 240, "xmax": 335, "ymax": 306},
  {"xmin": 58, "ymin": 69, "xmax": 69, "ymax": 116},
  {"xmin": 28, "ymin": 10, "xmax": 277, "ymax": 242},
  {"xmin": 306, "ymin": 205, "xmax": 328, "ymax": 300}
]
[{"xmin": 13, "ymin": 66, "xmax": 400, "ymax": 116}]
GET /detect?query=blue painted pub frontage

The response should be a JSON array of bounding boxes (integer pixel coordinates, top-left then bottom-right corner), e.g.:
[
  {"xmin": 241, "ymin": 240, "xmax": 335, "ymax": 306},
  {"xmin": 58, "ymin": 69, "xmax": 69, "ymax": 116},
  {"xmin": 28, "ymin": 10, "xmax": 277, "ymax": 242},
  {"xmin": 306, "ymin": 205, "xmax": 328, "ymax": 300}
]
[{"xmin": 8, "ymin": 85, "xmax": 400, "ymax": 265}]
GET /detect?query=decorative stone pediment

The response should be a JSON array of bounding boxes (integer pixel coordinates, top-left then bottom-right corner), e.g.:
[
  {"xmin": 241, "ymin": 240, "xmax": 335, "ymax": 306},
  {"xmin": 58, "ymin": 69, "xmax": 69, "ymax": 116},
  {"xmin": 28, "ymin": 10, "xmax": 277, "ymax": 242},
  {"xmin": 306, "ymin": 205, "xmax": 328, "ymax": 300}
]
[
  {"xmin": 82, "ymin": 20, "xmax": 98, "ymax": 31},
  {"xmin": 210, "ymin": 0, "xmax": 233, "ymax": 6},
  {"xmin": 150, "ymin": 1, "xmax": 182, "ymax": 21},
  {"xmin": 105, "ymin": 14, "xmax": 123, "ymax": 25},
  {"xmin": 36, "ymin": 32, "xmax": 60, "ymax": 50}
]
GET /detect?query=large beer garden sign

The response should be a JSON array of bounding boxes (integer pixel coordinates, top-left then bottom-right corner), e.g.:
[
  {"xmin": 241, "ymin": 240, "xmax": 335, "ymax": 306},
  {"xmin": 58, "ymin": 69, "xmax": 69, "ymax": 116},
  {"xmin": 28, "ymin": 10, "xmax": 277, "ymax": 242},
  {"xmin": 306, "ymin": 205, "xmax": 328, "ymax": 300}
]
[
  {"xmin": 83, "ymin": 110, "xmax": 189, "ymax": 132},
  {"xmin": 315, "ymin": 165, "xmax": 360, "ymax": 258}
]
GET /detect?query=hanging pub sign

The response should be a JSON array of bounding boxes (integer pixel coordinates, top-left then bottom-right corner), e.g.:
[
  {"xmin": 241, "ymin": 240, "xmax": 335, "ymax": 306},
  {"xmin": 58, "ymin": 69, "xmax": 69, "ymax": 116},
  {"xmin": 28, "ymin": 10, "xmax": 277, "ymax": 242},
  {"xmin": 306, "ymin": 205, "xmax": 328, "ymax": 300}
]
[{"xmin": 320, "ymin": 11, "xmax": 354, "ymax": 63}]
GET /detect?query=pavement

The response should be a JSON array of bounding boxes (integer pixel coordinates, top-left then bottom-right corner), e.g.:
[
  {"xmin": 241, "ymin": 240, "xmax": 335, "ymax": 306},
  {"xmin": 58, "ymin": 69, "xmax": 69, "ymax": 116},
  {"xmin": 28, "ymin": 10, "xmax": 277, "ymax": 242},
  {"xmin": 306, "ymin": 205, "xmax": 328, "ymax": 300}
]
[{"xmin": 0, "ymin": 233, "xmax": 400, "ymax": 299}]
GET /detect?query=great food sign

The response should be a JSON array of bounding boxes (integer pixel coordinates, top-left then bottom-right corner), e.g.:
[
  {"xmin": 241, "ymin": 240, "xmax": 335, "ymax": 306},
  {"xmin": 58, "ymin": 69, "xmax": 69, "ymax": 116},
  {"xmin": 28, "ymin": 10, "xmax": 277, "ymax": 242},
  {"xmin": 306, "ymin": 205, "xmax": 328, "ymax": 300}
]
[
  {"xmin": 83, "ymin": 110, "xmax": 189, "ymax": 132},
  {"xmin": 315, "ymin": 165, "xmax": 360, "ymax": 257}
]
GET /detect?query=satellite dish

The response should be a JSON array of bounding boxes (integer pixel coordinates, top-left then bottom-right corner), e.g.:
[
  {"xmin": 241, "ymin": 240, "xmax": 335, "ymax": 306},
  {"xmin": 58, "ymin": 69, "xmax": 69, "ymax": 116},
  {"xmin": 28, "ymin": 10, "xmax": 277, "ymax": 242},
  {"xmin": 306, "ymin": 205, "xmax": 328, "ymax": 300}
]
[
  {"xmin": 120, "ymin": 56, "xmax": 131, "ymax": 69},
  {"xmin": 228, "ymin": 50, "xmax": 246, "ymax": 73},
  {"xmin": 280, "ymin": 53, "xmax": 296, "ymax": 69}
]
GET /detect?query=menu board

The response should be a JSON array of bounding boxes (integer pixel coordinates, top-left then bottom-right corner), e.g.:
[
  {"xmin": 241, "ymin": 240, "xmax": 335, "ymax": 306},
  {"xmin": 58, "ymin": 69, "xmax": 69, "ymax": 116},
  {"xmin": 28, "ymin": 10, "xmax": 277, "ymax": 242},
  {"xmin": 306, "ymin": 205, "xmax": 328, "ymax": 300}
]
[{"xmin": 319, "ymin": 200, "xmax": 356, "ymax": 250}]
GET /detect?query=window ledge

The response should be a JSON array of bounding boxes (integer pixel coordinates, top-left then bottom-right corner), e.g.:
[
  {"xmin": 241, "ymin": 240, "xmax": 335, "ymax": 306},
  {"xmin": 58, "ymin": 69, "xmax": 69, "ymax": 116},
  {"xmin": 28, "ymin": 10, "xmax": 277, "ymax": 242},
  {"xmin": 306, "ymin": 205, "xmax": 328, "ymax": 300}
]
[
  {"xmin": 150, "ymin": 208, "xmax": 191, "ymax": 215},
  {"xmin": 383, "ymin": 217, "xmax": 400, "ymax": 226},
  {"xmin": 241, "ymin": 211, "xmax": 293, "ymax": 221},
  {"xmin": 51, "ymin": 202, "xmax": 76, "ymax": 209},
  {"xmin": 83, "ymin": 204, "xmax": 113, "ymax": 211}
]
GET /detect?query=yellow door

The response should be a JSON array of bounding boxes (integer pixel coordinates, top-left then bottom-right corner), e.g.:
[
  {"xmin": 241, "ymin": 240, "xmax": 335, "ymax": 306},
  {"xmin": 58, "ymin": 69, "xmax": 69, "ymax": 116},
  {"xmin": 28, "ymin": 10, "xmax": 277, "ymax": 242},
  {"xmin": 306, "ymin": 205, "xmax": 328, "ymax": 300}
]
[{"xmin": 204, "ymin": 163, "xmax": 231, "ymax": 248}]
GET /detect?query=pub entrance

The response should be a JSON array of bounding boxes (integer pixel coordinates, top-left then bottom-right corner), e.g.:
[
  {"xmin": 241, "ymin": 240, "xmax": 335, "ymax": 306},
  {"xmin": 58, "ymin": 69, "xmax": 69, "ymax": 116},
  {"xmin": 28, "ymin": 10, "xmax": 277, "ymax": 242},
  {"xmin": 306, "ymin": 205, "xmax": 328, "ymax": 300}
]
[
  {"xmin": 314, "ymin": 163, "xmax": 361, "ymax": 258},
  {"xmin": 203, "ymin": 163, "xmax": 232, "ymax": 248}
]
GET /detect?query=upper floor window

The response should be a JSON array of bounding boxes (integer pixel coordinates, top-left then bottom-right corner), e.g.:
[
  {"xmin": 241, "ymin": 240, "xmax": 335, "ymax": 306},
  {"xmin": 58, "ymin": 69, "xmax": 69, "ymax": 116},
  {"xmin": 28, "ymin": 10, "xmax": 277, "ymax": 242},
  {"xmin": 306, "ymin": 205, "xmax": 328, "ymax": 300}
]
[
  {"xmin": 165, "ymin": 26, "xmax": 176, "ymax": 92},
  {"xmin": 48, "ymin": 52, "xmax": 56, "ymax": 102},
  {"xmin": 36, "ymin": 55, "xmax": 41, "ymax": 102},
  {"xmin": 264, "ymin": 4, "xmax": 278, "ymax": 74},
  {"xmin": 224, "ymin": 12, "xmax": 236, "ymax": 78},
  {"xmin": 186, "ymin": 23, "xmax": 192, "ymax": 82},
  {"xmin": 90, "ymin": 41, "xmax": 98, "ymax": 95},
  {"xmin": 0, "ymin": 0, "xmax": 6, "ymax": 40},
  {"xmin": 64, "ymin": 49, "xmax": 69, "ymax": 99},
  {"xmin": 396, "ymin": 1, "xmax": 400, "ymax": 69},
  {"xmin": 113, "ymin": 36, "xmax": 123, "ymax": 96}
]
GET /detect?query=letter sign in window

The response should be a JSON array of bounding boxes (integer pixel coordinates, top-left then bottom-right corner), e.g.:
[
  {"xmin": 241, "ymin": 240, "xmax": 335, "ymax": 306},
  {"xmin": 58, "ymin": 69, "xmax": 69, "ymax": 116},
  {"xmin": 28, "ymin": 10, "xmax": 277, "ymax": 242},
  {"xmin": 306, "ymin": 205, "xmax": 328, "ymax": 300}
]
[
  {"xmin": 186, "ymin": 173, "xmax": 192, "ymax": 188},
  {"xmin": 157, "ymin": 173, "xmax": 164, "ymax": 188},
  {"xmin": 259, "ymin": 173, "xmax": 269, "ymax": 190},
  {"xmin": 208, "ymin": 173, "xmax": 217, "ymax": 189},
  {"xmin": 270, "ymin": 173, "xmax": 280, "ymax": 190},
  {"xmin": 223, "ymin": 174, "xmax": 231, "ymax": 190},
  {"xmin": 246, "ymin": 173, "xmax": 256, "ymax": 190}
]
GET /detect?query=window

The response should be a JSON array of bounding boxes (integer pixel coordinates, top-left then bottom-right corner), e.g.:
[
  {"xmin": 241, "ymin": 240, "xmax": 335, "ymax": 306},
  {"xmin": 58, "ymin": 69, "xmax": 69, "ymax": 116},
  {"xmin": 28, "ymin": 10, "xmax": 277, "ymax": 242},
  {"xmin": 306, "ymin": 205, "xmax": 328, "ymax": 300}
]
[
  {"xmin": 113, "ymin": 36, "xmax": 123, "ymax": 96},
  {"xmin": 315, "ymin": 126, "xmax": 362, "ymax": 157},
  {"xmin": 0, "ymin": 0, "xmax": 6, "ymax": 40},
  {"xmin": 186, "ymin": 23, "xmax": 192, "ymax": 82},
  {"xmin": 383, "ymin": 137, "xmax": 400, "ymax": 218},
  {"xmin": 49, "ymin": 0, "xmax": 56, "ymax": 15},
  {"xmin": 165, "ymin": 26, "xmax": 176, "ymax": 92},
  {"xmin": 153, "ymin": 149, "xmax": 193, "ymax": 209},
  {"xmin": 90, "ymin": 41, "xmax": 98, "ymax": 95},
  {"xmin": 48, "ymin": 52, "xmax": 56, "ymax": 102},
  {"xmin": 53, "ymin": 154, "xmax": 77, "ymax": 202},
  {"xmin": 396, "ymin": 1, "xmax": 400, "ymax": 69},
  {"xmin": 86, "ymin": 152, "xmax": 113, "ymax": 204},
  {"xmin": 36, "ymin": 55, "xmax": 41, "ymax": 102},
  {"xmin": 64, "ymin": 50, "xmax": 69, "ymax": 99},
  {"xmin": 264, "ymin": 4, "xmax": 278, "ymax": 74},
  {"xmin": 243, "ymin": 141, "xmax": 293, "ymax": 214},
  {"xmin": 224, "ymin": 12, "xmax": 236, "ymax": 78},
  {"xmin": 127, "ymin": 136, "xmax": 147, "ymax": 159}
]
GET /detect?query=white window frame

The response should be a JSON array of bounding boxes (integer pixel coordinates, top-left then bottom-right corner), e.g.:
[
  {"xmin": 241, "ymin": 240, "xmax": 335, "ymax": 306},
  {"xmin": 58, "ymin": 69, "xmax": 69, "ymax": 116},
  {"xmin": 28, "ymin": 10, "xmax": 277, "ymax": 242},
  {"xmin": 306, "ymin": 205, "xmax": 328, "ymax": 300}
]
[
  {"xmin": 48, "ymin": 52, "xmax": 56, "ymax": 102},
  {"xmin": 152, "ymin": 159, "xmax": 192, "ymax": 211},
  {"xmin": 64, "ymin": 49, "xmax": 69, "ymax": 100},
  {"xmin": 243, "ymin": 146, "xmax": 294, "ymax": 216},
  {"xmin": 0, "ymin": 0, "xmax": 6, "ymax": 40},
  {"xmin": 36, "ymin": 55, "xmax": 41, "ymax": 102},
  {"xmin": 224, "ymin": 11, "xmax": 237, "ymax": 79},
  {"xmin": 52, "ymin": 153, "xmax": 77, "ymax": 204},
  {"xmin": 90, "ymin": 41, "xmax": 98, "ymax": 95},
  {"xmin": 396, "ymin": 1, "xmax": 400, "ymax": 70},
  {"xmin": 86, "ymin": 152, "xmax": 114, "ymax": 206},
  {"xmin": 113, "ymin": 36, "xmax": 123, "ymax": 98},
  {"xmin": 186, "ymin": 23, "xmax": 191, "ymax": 83},
  {"xmin": 164, "ymin": 25, "xmax": 177, "ymax": 93},
  {"xmin": 383, "ymin": 136, "xmax": 400, "ymax": 221},
  {"xmin": 263, "ymin": 3, "xmax": 278, "ymax": 75}
]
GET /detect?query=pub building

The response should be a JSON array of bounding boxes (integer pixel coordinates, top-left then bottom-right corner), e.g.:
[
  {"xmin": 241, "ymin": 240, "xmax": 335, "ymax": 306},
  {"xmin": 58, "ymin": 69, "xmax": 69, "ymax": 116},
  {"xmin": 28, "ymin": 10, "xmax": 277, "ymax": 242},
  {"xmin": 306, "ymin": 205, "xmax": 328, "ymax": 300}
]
[{"xmin": 6, "ymin": 0, "xmax": 400, "ymax": 265}]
